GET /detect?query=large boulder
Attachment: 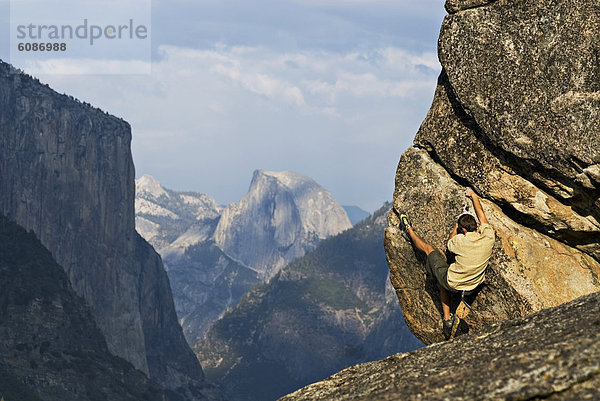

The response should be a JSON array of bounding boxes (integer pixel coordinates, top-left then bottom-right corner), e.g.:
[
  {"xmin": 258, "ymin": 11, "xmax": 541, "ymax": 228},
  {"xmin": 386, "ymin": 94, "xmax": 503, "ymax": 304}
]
[{"xmin": 384, "ymin": 0, "xmax": 600, "ymax": 344}]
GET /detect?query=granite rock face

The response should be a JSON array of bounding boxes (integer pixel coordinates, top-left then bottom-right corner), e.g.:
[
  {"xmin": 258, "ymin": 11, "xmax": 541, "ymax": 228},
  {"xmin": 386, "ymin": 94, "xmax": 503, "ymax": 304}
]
[
  {"xmin": 135, "ymin": 175, "xmax": 259, "ymax": 344},
  {"xmin": 439, "ymin": 0, "xmax": 600, "ymax": 202},
  {"xmin": 213, "ymin": 170, "xmax": 352, "ymax": 279},
  {"xmin": 0, "ymin": 62, "xmax": 223, "ymax": 400},
  {"xmin": 279, "ymin": 291, "xmax": 600, "ymax": 401},
  {"xmin": 0, "ymin": 215, "xmax": 166, "ymax": 401},
  {"xmin": 384, "ymin": 0, "xmax": 600, "ymax": 345},
  {"xmin": 444, "ymin": 0, "xmax": 496, "ymax": 13}
]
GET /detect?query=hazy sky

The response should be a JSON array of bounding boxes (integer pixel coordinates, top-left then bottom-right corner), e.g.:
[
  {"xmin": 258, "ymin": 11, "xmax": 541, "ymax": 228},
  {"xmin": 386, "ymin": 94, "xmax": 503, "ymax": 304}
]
[{"xmin": 1, "ymin": 0, "xmax": 446, "ymax": 212}]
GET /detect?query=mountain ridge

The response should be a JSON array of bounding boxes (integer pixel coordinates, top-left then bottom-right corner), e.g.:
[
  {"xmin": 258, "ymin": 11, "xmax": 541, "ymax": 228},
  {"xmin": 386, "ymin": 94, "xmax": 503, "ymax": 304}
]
[
  {"xmin": 135, "ymin": 170, "xmax": 353, "ymax": 343},
  {"xmin": 136, "ymin": 174, "xmax": 223, "ymax": 253},
  {"xmin": 342, "ymin": 206, "xmax": 370, "ymax": 226}
]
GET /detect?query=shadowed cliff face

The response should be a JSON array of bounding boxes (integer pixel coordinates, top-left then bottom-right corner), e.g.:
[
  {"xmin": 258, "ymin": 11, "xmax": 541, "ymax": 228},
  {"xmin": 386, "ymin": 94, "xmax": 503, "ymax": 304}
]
[
  {"xmin": 0, "ymin": 215, "xmax": 167, "ymax": 401},
  {"xmin": 384, "ymin": 0, "xmax": 600, "ymax": 344},
  {"xmin": 0, "ymin": 61, "xmax": 223, "ymax": 400}
]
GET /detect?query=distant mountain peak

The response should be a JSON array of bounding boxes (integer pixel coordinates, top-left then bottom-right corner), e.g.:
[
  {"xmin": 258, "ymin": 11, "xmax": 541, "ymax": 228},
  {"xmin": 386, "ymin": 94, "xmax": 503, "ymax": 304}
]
[
  {"xmin": 136, "ymin": 174, "xmax": 170, "ymax": 199},
  {"xmin": 342, "ymin": 205, "xmax": 370, "ymax": 226},
  {"xmin": 254, "ymin": 169, "xmax": 314, "ymax": 189},
  {"xmin": 134, "ymin": 175, "xmax": 221, "ymax": 253},
  {"xmin": 250, "ymin": 169, "xmax": 351, "ymax": 239},
  {"xmin": 214, "ymin": 169, "xmax": 352, "ymax": 278}
]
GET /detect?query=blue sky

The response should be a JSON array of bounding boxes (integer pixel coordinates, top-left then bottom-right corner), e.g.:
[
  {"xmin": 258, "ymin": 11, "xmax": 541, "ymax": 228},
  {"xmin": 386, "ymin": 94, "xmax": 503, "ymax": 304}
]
[{"xmin": 2, "ymin": 0, "xmax": 446, "ymax": 212}]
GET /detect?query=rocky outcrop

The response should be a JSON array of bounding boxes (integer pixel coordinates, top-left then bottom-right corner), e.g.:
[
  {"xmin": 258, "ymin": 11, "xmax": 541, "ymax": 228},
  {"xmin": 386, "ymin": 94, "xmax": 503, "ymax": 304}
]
[
  {"xmin": 384, "ymin": 0, "xmax": 600, "ymax": 345},
  {"xmin": 0, "ymin": 61, "xmax": 223, "ymax": 400},
  {"xmin": 0, "ymin": 215, "xmax": 166, "ymax": 401},
  {"xmin": 195, "ymin": 205, "xmax": 422, "ymax": 401},
  {"xmin": 135, "ymin": 171, "xmax": 352, "ymax": 343},
  {"xmin": 279, "ymin": 291, "xmax": 600, "ymax": 401}
]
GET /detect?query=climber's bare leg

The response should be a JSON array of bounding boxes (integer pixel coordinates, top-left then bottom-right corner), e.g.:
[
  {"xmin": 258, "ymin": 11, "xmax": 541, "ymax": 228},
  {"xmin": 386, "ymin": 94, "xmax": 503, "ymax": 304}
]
[
  {"xmin": 406, "ymin": 227, "xmax": 435, "ymax": 255},
  {"xmin": 406, "ymin": 227, "xmax": 450, "ymax": 320},
  {"xmin": 406, "ymin": 227, "xmax": 451, "ymax": 321},
  {"xmin": 439, "ymin": 286, "xmax": 451, "ymax": 321}
]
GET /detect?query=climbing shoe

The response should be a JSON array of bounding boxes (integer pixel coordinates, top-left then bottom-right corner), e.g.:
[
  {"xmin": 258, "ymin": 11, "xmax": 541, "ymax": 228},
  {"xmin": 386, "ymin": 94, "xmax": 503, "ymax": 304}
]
[
  {"xmin": 398, "ymin": 212, "xmax": 412, "ymax": 231},
  {"xmin": 442, "ymin": 315, "xmax": 454, "ymax": 339}
]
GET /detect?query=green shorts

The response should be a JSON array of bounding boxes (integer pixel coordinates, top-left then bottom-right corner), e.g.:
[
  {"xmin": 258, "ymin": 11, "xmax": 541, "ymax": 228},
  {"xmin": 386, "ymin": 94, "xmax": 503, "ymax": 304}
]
[{"xmin": 426, "ymin": 250, "xmax": 456, "ymax": 293}]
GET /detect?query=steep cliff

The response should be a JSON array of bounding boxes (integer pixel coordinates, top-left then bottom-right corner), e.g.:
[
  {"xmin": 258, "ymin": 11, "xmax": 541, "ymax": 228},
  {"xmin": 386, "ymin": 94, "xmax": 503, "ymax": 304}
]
[
  {"xmin": 0, "ymin": 61, "xmax": 223, "ymax": 400},
  {"xmin": 279, "ymin": 291, "xmax": 600, "ymax": 401},
  {"xmin": 384, "ymin": 0, "xmax": 600, "ymax": 344},
  {"xmin": 0, "ymin": 215, "xmax": 166, "ymax": 401},
  {"xmin": 195, "ymin": 205, "xmax": 421, "ymax": 401}
]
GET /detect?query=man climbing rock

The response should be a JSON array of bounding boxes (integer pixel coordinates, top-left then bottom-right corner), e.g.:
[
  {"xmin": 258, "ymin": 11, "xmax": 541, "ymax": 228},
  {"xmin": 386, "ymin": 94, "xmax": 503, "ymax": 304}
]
[{"xmin": 397, "ymin": 188, "xmax": 495, "ymax": 338}]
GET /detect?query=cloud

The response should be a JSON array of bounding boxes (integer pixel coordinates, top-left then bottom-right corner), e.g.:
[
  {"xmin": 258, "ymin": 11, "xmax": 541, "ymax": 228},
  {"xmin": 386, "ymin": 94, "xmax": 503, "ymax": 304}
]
[
  {"xmin": 17, "ymin": 58, "xmax": 151, "ymax": 75},
  {"xmin": 148, "ymin": 45, "xmax": 438, "ymax": 118},
  {"xmin": 28, "ymin": 42, "xmax": 439, "ymax": 211},
  {"xmin": 149, "ymin": 0, "xmax": 446, "ymax": 55},
  {"xmin": 204, "ymin": 50, "xmax": 308, "ymax": 108},
  {"xmin": 0, "ymin": 0, "xmax": 448, "ymax": 212}
]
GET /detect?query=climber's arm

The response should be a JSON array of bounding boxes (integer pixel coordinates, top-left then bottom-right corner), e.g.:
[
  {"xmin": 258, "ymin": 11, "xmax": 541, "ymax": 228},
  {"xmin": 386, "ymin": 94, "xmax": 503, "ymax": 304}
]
[
  {"xmin": 466, "ymin": 188, "xmax": 489, "ymax": 225},
  {"xmin": 447, "ymin": 224, "xmax": 458, "ymax": 243}
]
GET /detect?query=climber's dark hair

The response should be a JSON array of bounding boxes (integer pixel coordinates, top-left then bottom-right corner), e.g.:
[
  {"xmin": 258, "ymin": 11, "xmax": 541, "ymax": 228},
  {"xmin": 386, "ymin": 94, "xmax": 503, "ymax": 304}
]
[{"xmin": 458, "ymin": 214, "xmax": 477, "ymax": 233}]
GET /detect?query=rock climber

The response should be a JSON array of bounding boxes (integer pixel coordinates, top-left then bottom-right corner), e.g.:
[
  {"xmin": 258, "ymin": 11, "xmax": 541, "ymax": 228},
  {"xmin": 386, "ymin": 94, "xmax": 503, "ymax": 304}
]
[{"xmin": 397, "ymin": 188, "xmax": 495, "ymax": 338}]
